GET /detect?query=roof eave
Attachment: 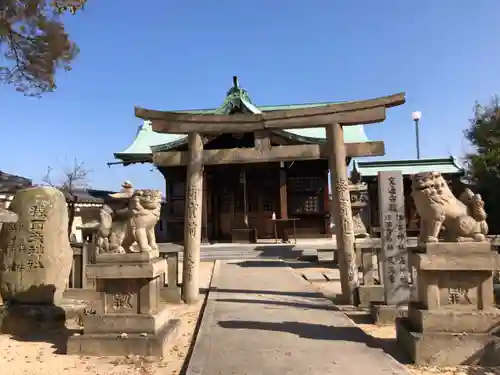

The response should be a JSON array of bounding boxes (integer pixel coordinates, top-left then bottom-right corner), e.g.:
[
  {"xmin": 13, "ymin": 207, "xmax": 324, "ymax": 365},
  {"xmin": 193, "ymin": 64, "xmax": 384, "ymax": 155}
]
[{"xmin": 356, "ymin": 156, "xmax": 458, "ymax": 167}]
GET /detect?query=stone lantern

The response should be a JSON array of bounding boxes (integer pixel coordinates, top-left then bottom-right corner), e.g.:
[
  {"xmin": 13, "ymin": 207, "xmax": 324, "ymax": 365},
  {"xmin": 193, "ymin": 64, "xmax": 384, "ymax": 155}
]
[{"xmin": 348, "ymin": 176, "xmax": 370, "ymax": 238}]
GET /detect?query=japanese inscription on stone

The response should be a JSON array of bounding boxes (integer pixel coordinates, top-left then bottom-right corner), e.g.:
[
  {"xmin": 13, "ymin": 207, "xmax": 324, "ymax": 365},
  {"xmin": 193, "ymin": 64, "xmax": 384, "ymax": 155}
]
[
  {"xmin": 448, "ymin": 288, "xmax": 472, "ymax": 304},
  {"xmin": 186, "ymin": 186, "xmax": 200, "ymax": 238},
  {"xmin": 377, "ymin": 171, "xmax": 410, "ymax": 306},
  {"xmin": 1, "ymin": 200, "xmax": 48, "ymax": 271},
  {"xmin": 112, "ymin": 292, "xmax": 134, "ymax": 310},
  {"xmin": 0, "ymin": 187, "xmax": 73, "ymax": 305},
  {"xmin": 22, "ymin": 199, "xmax": 49, "ymax": 270}
]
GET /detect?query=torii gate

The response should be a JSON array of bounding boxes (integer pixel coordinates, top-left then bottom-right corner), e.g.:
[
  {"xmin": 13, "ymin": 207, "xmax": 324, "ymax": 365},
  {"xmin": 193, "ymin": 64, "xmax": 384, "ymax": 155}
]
[{"xmin": 135, "ymin": 92, "xmax": 406, "ymax": 304}]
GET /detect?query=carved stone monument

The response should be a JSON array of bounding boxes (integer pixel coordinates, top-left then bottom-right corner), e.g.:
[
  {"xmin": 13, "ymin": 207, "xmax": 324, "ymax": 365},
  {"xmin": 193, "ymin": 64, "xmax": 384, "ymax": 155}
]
[
  {"xmin": 0, "ymin": 187, "xmax": 86, "ymax": 334},
  {"xmin": 370, "ymin": 171, "xmax": 411, "ymax": 324},
  {"xmin": 0, "ymin": 207, "xmax": 17, "ymax": 304},
  {"xmin": 68, "ymin": 183, "xmax": 179, "ymax": 358},
  {"xmin": 0, "ymin": 187, "xmax": 73, "ymax": 304},
  {"xmin": 396, "ymin": 172, "xmax": 500, "ymax": 365}
]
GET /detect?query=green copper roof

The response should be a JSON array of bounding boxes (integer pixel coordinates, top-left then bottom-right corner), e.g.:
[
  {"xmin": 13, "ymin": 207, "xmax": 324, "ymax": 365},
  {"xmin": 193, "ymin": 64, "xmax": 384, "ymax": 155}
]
[
  {"xmin": 114, "ymin": 122, "xmax": 184, "ymax": 163},
  {"xmin": 114, "ymin": 77, "xmax": 371, "ymax": 163},
  {"xmin": 351, "ymin": 157, "xmax": 464, "ymax": 177}
]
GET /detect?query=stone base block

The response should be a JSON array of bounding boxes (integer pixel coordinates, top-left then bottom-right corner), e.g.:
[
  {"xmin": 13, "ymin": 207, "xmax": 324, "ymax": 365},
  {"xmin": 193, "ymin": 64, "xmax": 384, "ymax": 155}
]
[
  {"xmin": 322, "ymin": 270, "xmax": 340, "ymax": 282},
  {"xmin": 87, "ymin": 256, "xmax": 166, "ymax": 279},
  {"xmin": 317, "ymin": 249, "xmax": 337, "ymax": 263},
  {"xmin": 231, "ymin": 228, "xmax": 257, "ymax": 244},
  {"xmin": 83, "ymin": 307, "xmax": 171, "ymax": 334},
  {"xmin": 0, "ymin": 300, "xmax": 87, "ymax": 335},
  {"xmin": 370, "ymin": 302, "xmax": 408, "ymax": 325},
  {"xmin": 396, "ymin": 317, "xmax": 500, "ymax": 366},
  {"xmin": 413, "ymin": 242, "xmax": 496, "ymax": 271},
  {"xmin": 160, "ymin": 287, "xmax": 182, "ymax": 304},
  {"xmin": 67, "ymin": 318, "xmax": 181, "ymax": 358},
  {"xmin": 408, "ymin": 305, "xmax": 500, "ymax": 333},
  {"xmin": 301, "ymin": 271, "xmax": 327, "ymax": 283},
  {"xmin": 63, "ymin": 288, "xmax": 100, "ymax": 302},
  {"xmin": 357, "ymin": 285, "xmax": 384, "ymax": 308}
]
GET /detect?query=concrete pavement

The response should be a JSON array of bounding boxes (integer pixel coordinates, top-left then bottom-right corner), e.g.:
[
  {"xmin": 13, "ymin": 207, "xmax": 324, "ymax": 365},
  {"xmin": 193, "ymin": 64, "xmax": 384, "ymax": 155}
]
[{"xmin": 186, "ymin": 259, "xmax": 410, "ymax": 375}]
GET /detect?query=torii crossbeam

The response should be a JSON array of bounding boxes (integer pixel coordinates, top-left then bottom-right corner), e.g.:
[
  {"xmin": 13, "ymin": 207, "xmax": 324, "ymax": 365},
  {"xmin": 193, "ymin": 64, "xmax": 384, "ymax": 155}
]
[{"xmin": 135, "ymin": 92, "xmax": 406, "ymax": 304}]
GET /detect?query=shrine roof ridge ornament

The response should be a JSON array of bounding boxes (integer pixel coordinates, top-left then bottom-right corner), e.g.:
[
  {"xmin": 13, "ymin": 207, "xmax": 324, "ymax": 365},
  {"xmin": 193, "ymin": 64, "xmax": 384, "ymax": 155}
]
[{"xmin": 135, "ymin": 92, "xmax": 406, "ymax": 134}]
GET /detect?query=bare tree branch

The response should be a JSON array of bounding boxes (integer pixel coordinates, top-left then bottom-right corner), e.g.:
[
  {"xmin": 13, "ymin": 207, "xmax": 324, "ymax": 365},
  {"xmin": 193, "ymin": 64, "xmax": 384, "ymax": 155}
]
[
  {"xmin": 41, "ymin": 165, "xmax": 56, "ymax": 187},
  {"xmin": 42, "ymin": 159, "xmax": 91, "ymax": 190},
  {"xmin": 41, "ymin": 158, "xmax": 92, "ymax": 241}
]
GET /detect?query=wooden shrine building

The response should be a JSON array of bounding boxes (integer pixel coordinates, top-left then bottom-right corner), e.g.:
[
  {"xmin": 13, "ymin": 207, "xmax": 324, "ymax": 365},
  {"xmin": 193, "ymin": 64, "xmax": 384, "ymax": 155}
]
[
  {"xmin": 0, "ymin": 170, "xmax": 32, "ymax": 208},
  {"xmin": 114, "ymin": 78, "xmax": 403, "ymax": 244},
  {"xmin": 350, "ymin": 157, "xmax": 464, "ymax": 236}
]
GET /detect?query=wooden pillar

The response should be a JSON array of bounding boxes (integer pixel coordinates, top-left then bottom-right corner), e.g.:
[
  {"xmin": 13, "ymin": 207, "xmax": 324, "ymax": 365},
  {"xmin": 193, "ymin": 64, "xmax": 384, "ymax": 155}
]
[
  {"xmin": 182, "ymin": 132, "xmax": 204, "ymax": 305},
  {"xmin": 242, "ymin": 168, "xmax": 249, "ymax": 227},
  {"xmin": 323, "ymin": 169, "xmax": 332, "ymax": 236},
  {"xmin": 279, "ymin": 165, "xmax": 288, "ymax": 219},
  {"xmin": 201, "ymin": 169, "xmax": 208, "ymax": 243},
  {"xmin": 82, "ymin": 241, "xmax": 89, "ymax": 288},
  {"xmin": 326, "ymin": 123, "xmax": 358, "ymax": 304}
]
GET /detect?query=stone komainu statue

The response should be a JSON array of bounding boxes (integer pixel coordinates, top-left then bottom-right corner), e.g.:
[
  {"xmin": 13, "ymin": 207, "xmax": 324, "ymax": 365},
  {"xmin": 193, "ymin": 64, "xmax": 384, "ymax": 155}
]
[
  {"xmin": 97, "ymin": 186, "xmax": 162, "ymax": 254},
  {"xmin": 411, "ymin": 171, "xmax": 488, "ymax": 245}
]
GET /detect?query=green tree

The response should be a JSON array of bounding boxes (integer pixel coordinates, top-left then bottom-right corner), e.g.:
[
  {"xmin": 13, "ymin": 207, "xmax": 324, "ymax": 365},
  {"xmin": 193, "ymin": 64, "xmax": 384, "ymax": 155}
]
[
  {"xmin": 0, "ymin": 0, "xmax": 86, "ymax": 96},
  {"xmin": 464, "ymin": 96, "xmax": 500, "ymax": 233}
]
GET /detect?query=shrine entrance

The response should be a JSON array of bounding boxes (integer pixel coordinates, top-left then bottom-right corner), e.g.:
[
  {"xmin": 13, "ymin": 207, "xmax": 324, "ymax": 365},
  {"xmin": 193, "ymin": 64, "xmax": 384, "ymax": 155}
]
[
  {"xmin": 135, "ymin": 80, "xmax": 405, "ymax": 304},
  {"xmin": 208, "ymin": 163, "xmax": 280, "ymax": 242}
]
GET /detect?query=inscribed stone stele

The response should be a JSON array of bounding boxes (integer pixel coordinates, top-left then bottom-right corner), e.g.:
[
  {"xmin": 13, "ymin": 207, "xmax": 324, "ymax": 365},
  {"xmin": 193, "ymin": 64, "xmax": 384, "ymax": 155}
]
[
  {"xmin": 377, "ymin": 171, "xmax": 411, "ymax": 306},
  {"xmin": 0, "ymin": 187, "xmax": 72, "ymax": 304}
]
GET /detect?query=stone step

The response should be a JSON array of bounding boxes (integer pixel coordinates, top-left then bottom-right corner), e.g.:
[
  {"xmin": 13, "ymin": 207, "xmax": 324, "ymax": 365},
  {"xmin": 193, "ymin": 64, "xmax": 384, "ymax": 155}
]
[{"xmin": 301, "ymin": 271, "xmax": 328, "ymax": 282}]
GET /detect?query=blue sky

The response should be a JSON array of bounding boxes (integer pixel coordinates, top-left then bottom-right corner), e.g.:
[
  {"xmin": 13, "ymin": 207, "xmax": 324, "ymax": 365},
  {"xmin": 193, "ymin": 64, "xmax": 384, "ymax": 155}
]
[{"xmin": 1, "ymin": 0, "xmax": 499, "ymax": 192}]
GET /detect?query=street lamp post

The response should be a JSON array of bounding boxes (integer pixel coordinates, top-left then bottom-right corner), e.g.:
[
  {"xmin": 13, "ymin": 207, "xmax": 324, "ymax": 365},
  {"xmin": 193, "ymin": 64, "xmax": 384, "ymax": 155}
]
[{"xmin": 412, "ymin": 111, "xmax": 422, "ymax": 159}]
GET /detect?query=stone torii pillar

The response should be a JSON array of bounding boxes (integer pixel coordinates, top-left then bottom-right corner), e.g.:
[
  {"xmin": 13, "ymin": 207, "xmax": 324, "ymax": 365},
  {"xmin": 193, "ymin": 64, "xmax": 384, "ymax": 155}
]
[
  {"xmin": 182, "ymin": 132, "xmax": 204, "ymax": 304},
  {"xmin": 327, "ymin": 123, "xmax": 358, "ymax": 304}
]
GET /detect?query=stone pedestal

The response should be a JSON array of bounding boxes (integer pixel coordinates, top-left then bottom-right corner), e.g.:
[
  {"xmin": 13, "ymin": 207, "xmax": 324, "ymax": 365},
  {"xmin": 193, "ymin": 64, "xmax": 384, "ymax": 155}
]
[
  {"xmin": 370, "ymin": 302, "xmax": 408, "ymax": 325},
  {"xmin": 358, "ymin": 285, "xmax": 384, "ymax": 308},
  {"xmin": 0, "ymin": 299, "xmax": 87, "ymax": 336},
  {"xmin": 396, "ymin": 242, "xmax": 500, "ymax": 366},
  {"xmin": 159, "ymin": 243, "xmax": 183, "ymax": 304},
  {"xmin": 356, "ymin": 240, "xmax": 384, "ymax": 308},
  {"xmin": 67, "ymin": 252, "xmax": 180, "ymax": 358}
]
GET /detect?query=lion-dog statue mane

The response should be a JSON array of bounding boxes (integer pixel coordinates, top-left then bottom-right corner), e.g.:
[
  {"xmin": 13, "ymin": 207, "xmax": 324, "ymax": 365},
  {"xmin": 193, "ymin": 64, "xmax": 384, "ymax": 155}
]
[
  {"xmin": 411, "ymin": 171, "xmax": 488, "ymax": 245},
  {"xmin": 96, "ymin": 181, "xmax": 162, "ymax": 254}
]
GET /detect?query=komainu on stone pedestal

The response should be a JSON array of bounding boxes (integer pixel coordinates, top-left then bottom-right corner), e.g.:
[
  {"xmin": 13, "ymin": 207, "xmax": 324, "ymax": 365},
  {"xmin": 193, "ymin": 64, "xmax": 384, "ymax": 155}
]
[
  {"xmin": 96, "ymin": 181, "xmax": 162, "ymax": 255},
  {"xmin": 411, "ymin": 171, "xmax": 488, "ymax": 245}
]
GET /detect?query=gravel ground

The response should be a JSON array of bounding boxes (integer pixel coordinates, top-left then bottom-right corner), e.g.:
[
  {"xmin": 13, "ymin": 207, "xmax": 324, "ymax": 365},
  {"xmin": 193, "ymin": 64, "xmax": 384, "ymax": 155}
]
[{"xmin": 0, "ymin": 261, "xmax": 215, "ymax": 375}]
